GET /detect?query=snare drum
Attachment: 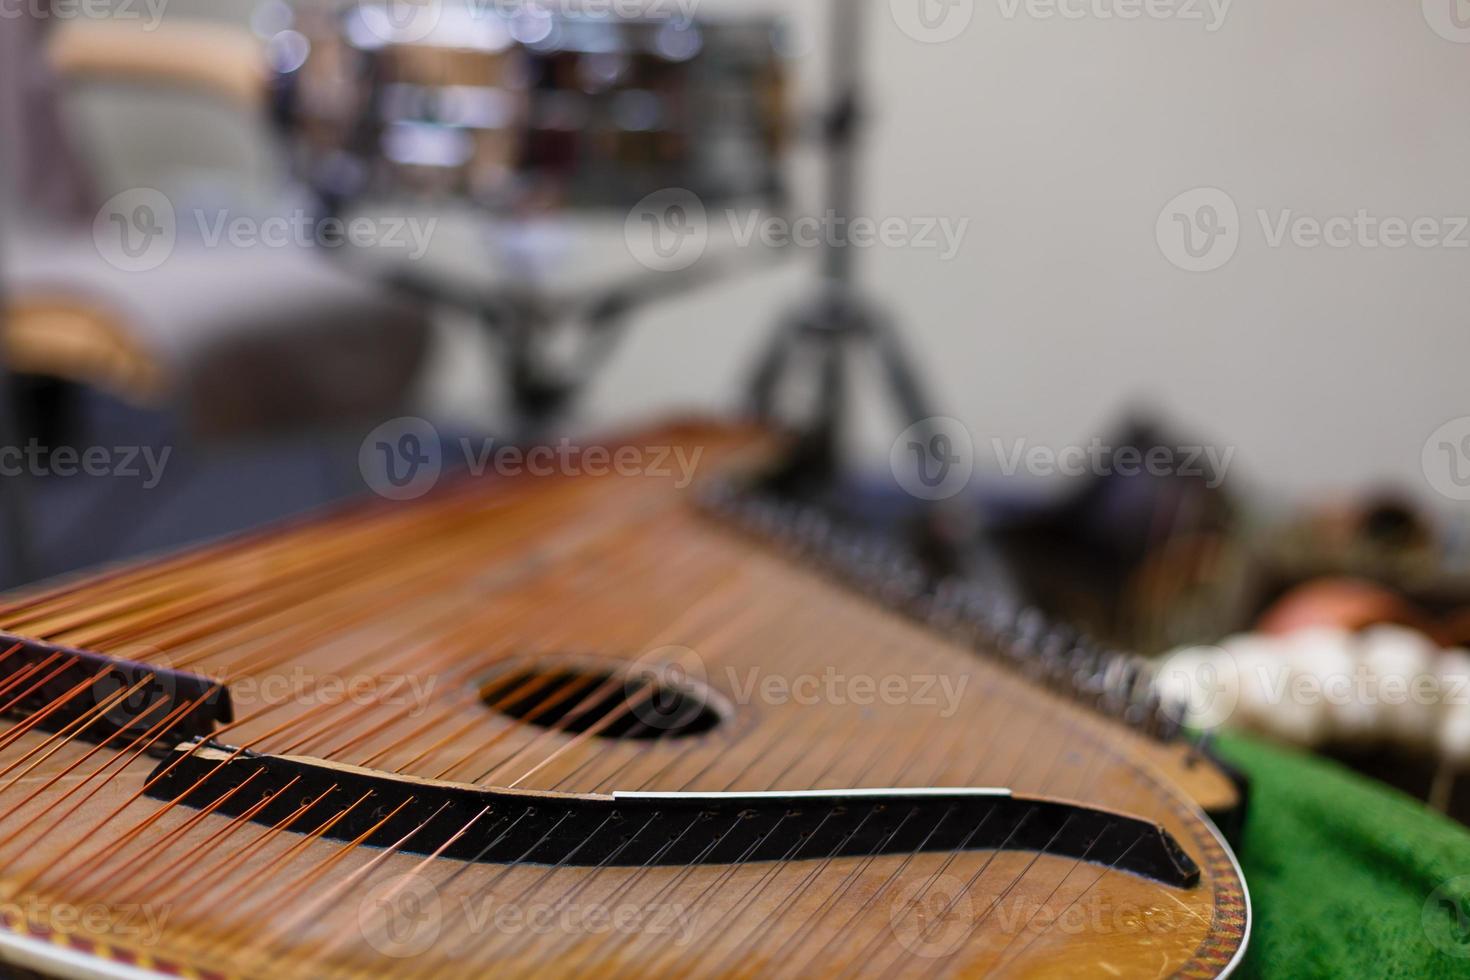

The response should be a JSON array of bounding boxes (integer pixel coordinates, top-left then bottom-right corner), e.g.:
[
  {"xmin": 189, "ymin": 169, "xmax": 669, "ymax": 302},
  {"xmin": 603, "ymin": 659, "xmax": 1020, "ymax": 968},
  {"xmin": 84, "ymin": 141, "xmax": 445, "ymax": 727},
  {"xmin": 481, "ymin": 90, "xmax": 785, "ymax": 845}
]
[{"xmin": 267, "ymin": 1, "xmax": 789, "ymax": 213}]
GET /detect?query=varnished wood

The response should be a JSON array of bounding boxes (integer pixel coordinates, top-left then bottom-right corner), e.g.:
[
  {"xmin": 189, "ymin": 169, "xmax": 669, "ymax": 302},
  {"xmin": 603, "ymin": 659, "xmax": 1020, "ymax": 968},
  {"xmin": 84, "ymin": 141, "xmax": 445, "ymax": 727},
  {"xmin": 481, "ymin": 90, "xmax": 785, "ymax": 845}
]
[{"xmin": 0, "ymin": 420, "xmax": 1247, "ymax": 978}]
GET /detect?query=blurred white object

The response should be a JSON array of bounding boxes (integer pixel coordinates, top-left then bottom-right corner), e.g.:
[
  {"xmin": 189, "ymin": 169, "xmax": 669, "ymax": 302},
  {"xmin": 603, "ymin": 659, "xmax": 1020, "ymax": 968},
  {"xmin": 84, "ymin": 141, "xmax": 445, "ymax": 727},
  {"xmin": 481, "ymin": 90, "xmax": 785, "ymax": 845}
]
[
  {"xmin": 1155, "ymin": 624, "xmax": 1468, "ymax": 762},
  {"xmin": 1220, "ymin": 633, "xmax": 1283, "ymax": 736},
  {"xmin": 1264, "ymin": 628, "xmax": 1339, "ymax": 748},
  {"xmin": 1282, "ymin": 628, "xmax": 1372, "ymax": 744},
  {"xmin": 1358, "ymin": 624, "xmax": 1438, "ymax": 752},
  {"xmin": 1153, "ymin": 643, "xmax": 1238, "ymax": 732},
  {"xmin": 1437, "ymin": 649, "xmax": 1470, "ymax": 769}
]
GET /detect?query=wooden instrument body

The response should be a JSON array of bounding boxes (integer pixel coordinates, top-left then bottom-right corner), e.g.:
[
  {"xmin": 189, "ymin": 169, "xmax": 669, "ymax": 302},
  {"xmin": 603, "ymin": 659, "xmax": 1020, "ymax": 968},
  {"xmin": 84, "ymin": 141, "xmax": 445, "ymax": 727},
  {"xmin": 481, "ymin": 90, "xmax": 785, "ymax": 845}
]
[{"xmin": 0, "ymin": 422, "xmax": 1247, "ymax": 978}]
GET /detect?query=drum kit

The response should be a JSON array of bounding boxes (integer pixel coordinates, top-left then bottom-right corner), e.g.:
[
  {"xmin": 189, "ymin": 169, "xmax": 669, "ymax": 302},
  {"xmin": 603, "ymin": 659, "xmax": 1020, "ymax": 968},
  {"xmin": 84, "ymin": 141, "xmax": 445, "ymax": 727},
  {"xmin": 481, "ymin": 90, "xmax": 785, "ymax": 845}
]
[
  {"xmin": 264, "ymin": 1, "xmax": 805, "ymax": 431},
  {"xmin": 272, "ymin": 2, "xmax": 791, "ymax": 213},
  {"xmin": 265, "ymin": 0, "xmax": 931, "ymax": 451}
]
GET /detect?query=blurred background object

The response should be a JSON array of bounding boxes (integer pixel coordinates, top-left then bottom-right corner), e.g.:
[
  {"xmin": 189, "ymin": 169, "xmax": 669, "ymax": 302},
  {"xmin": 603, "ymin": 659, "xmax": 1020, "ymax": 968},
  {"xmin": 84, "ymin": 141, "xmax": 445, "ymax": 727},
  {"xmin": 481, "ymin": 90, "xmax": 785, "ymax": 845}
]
[
  {"xmin": 9, "ymin": 0, "xmax": 1470, "ymax": 501},
  {"xmin": 7, "ymin": 14, "xmax": 431, "ymax": 440},
  {"xmin": 276, "ymin": 2, "xmax": 787, "ymax": 210},
  {"xmin": 268, "ymin": 0, "xmax": 795, "ymax": 434}
]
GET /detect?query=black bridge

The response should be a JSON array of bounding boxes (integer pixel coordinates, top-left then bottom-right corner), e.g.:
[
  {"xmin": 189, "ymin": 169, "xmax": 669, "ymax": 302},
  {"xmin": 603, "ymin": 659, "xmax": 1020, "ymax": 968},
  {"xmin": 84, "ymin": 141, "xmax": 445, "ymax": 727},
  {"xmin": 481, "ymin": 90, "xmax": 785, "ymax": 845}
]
[
  {"xmin": 146, "ymin": 741, "xmax": 1199, "ymax": 888},
  {"xmin": 0, "ymin": 632, "xmax": 229, "ymax": 746}
]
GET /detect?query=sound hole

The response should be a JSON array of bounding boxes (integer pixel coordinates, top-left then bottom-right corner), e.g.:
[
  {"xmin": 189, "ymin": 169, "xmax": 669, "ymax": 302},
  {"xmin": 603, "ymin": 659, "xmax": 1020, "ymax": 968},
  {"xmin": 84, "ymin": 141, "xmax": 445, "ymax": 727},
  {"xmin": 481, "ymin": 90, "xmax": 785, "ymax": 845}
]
[{"xmin": 478, "ymin": 660, "xmax": 724, "ymax": 740}]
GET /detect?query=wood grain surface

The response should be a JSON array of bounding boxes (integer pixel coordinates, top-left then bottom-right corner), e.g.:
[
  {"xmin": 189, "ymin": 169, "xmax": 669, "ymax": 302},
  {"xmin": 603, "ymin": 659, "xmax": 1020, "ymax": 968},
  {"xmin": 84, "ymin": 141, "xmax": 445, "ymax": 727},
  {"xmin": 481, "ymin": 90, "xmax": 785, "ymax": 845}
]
[{"xmin": 0, "ymin": 420, "xmax": 1247, "ymax": 978}]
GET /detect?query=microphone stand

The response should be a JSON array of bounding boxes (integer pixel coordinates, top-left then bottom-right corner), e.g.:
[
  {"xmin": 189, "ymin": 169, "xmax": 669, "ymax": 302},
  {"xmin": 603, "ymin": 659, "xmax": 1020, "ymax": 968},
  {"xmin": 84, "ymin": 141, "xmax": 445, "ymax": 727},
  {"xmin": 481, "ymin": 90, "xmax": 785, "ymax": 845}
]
[{"xmin": 745, "ymin": 0, "xmax": 977, "ymax": 581}]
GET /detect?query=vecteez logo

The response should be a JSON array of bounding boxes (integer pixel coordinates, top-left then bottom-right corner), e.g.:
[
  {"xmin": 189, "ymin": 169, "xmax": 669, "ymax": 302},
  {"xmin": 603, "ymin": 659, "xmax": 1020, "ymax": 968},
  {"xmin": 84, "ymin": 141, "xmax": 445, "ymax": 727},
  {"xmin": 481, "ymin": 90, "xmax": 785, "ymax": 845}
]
[
  {"xmin": 624, "ymin": 189, "xmax": 709, "ymax": 272},
  {"xmin": 93, "ymin": 188, "xmax": 176, "ymax": 273},
  {"xmin": 1158, "ymin": 187, "xmax": 1470, "ymax": 272},
  {"xmin": 995, "ymin": 0, "xmax": 1231, "ymax": 31},
  {"xmin": 93, "ymin": 190, "xmax": 438, "ymax": 271},
  {"xmin": 1423, "ymin": 417, "xmax": 1470, "ymax": 502},
  {"xmin": 0, "ymin": 0, "xmax": 171, "ymax": 31},
  {"xmin": 890, "ymin": 417, "xmax": 976, "ymax": 501},
  {"xmin": 358, "ymin": 874, "xmax": 442, "ymax": 958},
  {"xmin": 1156, "ymin": 187, "xmax": 1240, "ymax": 272},
  {"xmin": 727, "ymin": 210, "xmax": 969, "ymax": 260},
  {"xmin": 359, "ymin": 417, "xmax": 444, "ymax": 501},
  {"xmin": 352, "ymin": 0, "xmax": 444, "ymax": 44},
  {"xmin": 1424, "ymin": 875, "xmax": 1470, "ymax": 958},
  {"xmin": 890, "ymin": 0, "xmax": 976, "ymax": 43},
  {"xmin": 892, "ymin": 0, "xmax": 1234, "ymax": 40},
  {"xmin": 1423, "ymin": 0, "xmax": 1470, "ymax": 43}
]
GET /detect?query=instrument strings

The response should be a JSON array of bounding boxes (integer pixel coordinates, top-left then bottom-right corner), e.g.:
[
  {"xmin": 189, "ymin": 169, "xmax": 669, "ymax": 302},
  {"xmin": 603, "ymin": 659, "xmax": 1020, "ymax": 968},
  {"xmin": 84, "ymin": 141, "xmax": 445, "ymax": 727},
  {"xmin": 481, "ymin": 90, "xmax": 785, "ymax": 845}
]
[{"xmin": 0, "ymin": 460, "xmax": 1214, "ymax": 976}]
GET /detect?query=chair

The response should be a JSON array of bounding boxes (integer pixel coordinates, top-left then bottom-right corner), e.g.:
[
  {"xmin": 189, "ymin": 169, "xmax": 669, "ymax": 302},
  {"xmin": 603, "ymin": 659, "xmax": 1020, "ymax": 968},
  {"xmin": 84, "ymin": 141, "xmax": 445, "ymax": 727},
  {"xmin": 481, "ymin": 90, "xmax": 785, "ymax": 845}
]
[{"xmin": 2, "ymin": 16, "xmax": 432, "ymax": 441}]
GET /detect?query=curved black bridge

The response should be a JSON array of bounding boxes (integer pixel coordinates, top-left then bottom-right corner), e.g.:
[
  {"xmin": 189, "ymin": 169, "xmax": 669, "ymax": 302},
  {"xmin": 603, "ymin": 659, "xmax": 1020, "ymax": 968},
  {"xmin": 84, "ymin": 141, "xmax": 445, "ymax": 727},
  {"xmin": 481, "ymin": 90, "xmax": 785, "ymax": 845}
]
[
  {"xmin": 146, "ymin": 741, "xmax": 1199, "ymax": 889},
  {"xmin": 0, "ymin": 633, "xmax": 229, "ymax": 745}
]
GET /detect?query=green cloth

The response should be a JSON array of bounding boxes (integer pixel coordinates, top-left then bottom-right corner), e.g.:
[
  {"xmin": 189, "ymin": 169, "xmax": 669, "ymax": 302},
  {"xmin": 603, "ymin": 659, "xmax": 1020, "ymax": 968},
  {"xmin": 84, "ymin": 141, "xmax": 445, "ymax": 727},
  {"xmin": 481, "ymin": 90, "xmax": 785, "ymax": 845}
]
[{"xmin": 1215, "ymin": 733, "xmax": 1470, "ymax": 978}]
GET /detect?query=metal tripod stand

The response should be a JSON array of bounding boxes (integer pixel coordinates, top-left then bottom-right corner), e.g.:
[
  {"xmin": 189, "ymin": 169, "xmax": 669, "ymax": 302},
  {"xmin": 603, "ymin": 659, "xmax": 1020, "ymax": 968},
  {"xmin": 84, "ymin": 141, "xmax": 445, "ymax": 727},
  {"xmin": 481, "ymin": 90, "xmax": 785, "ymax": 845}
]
[{"xmin": 745, "ymin": 0, "xmax": 947, "ymax": 503}]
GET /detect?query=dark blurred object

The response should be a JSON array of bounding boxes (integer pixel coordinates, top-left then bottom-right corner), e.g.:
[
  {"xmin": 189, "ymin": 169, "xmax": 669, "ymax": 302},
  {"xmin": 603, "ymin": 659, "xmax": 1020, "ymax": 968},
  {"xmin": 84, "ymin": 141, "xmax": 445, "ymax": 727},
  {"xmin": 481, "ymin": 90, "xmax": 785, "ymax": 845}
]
[
  {"xmin": 1321, "ymin": 494, "xmax": 1433, "ymax": 549},
  {"xmin": 986, "ymin": 416, "xmax": 1242, "ymax": 652},
  {"xmin": 985, "ymin": 421, "xmax": 1470, "ymax": 660},
  {"xmin": 1438, "ymin": 608, "xmax": 1470, "ymax": 648},
  {"xmin": 0, "ymin": 382, "xmax": 476, "ymax": 585},
  {"xmin": 0, "ymin": 241, "xmax": 36, "ymax": 593},
  {"xmin": 1324, "ymin": 743, "xmax": 1470, "ymax": 827},
  {"xmin": 1248, "ymin": 490, "xmax": 1470, "ymax": 643},
  {"xmin": 275, "ymin": 3, "xmax": 788, "ymax": 212},
  {"xmin": 1271, "ymin": 490, "xmax": 1438, "ymax": 574}
]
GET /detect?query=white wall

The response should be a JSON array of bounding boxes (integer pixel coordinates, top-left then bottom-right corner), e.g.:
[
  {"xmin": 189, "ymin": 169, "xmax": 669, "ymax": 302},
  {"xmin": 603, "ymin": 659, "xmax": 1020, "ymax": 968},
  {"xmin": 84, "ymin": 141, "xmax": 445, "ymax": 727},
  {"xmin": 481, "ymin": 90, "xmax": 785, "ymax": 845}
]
[{"xmin": 573, "ymin": 0, "xmax": 1470, "ymax": 507}]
